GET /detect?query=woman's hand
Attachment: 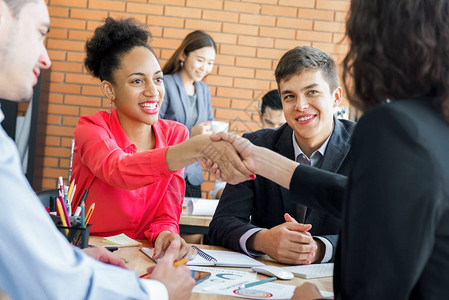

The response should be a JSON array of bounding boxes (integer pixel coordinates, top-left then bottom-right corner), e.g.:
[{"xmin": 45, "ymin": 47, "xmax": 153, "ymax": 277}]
[
  {"xmin": 191, "ymin": 121, "xmax": 212, "ymax": 137},
  {"xmin": 292, "ymin": 282, "xmax": 325, "ymax": 300},
  {"xmin": 153, "ymin": 231, "xmax": 192, "ymax": 261},
  {"xmin": 150, "ymin": 239, "xmax": 195, "ymax": 300}
]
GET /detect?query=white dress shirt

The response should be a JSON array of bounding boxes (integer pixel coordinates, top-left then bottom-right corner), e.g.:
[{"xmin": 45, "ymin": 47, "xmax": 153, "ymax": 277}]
[{"xmin": 0, "ymin": 106, "xmax": 167, "ymax": 299}]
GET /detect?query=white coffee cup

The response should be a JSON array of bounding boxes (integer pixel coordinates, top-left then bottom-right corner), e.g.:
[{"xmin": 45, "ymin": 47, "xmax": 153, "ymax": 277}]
[{"xmin": 211, "ymin": 121, "xmax": 229, "ymax": 134}]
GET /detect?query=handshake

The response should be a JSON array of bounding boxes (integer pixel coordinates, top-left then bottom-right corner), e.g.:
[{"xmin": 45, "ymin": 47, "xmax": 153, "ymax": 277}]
[
  {"xmin": 166, "ymin": 131, "xmax": 296, "ymax": 189},
  {"xmin": 200, "ymin": 132, "xmax": 257, "ymax": 185}
]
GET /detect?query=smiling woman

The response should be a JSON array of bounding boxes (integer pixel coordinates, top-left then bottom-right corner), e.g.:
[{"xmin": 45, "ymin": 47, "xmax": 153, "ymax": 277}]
[
  {"xmin": 159, "ymin": 30, "xmax": 217, "ymax": 198},
  {"xmin": 70, "ymin": 17, "xmax": 252, "ymax": 260}
]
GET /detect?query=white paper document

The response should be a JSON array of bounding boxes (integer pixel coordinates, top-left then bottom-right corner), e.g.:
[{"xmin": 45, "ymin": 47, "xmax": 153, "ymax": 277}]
[
  {"xmin": 186, "ymin": 198, "xmax": 219, "ymax": 215},
  {"xmin": 190, "ymin": 266, "xmax": 295, "ymax": 299},
  {"xmin": 283, "ymin": 263, "xmax": 334, "ymax": 279}
]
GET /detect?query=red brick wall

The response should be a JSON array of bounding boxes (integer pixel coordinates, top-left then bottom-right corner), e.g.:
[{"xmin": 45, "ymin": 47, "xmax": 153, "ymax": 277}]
[{"xmin": 43, "ymin": 0, "xmax": 350, "ymax": 197}]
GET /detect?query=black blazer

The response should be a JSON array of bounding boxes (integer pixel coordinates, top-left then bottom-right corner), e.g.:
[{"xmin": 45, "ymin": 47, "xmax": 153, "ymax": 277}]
[
  {"xmin": 208, "ymin": 117, "xmax": 356, "ymax": 260},
  {"xmin": 291, "ymin": 98, "xmax": 449, "ymax": 300}
]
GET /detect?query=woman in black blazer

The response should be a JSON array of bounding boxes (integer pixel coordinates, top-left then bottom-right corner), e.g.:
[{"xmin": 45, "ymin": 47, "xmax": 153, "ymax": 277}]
[{"xmin": 211, "ymin": 0, "xmax": 449, "ymax": 299}]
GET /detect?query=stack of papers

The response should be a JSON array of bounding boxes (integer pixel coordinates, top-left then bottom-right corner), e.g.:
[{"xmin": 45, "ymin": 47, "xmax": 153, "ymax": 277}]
[{"xmin": 103, "ymin": 233, "xmax": 142, "ymax": 247}]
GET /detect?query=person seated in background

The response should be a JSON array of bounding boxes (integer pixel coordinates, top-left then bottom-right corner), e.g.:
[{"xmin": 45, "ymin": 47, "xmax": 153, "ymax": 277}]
[
  {"xmin": 208, "ymin": 46, "xmax": 356, "ymax": 265},
  {"xmin": 259, "ymin": 89, "xmax": 286, "ymax": 129},
  {"xmin": 71, "ymin": 18, "xmax": 252, "ymax": 260},
  {"xmin": 210, "ymin": 89, "xmax": 286, "ymax": 199},
  {"xmin": 159, "ymin": 30, "xmax": 217, "ymax": 198}
]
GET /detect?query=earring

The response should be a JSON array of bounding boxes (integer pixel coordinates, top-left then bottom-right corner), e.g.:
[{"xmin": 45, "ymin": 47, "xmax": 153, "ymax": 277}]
[
  {"xmin": 109, "ymin": 100, "xmax": 112, "ymax": 120},
  {"xmin": 180, "ymin": 61, "xmax": 184, "ymax": 68}
]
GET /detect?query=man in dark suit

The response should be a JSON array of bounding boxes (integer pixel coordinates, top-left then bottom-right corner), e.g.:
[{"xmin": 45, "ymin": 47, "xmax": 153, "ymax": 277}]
[{"xmin": 208, "ymin": 46, "xmax": 356, "ymax": 265}]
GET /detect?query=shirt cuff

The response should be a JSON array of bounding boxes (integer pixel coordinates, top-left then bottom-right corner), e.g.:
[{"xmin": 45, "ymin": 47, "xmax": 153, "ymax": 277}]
[
  {"xmin": 313, "ymin": 236, "xmax": 333, "ymax": 263},
  {"xmin": 140, "ymin": 279, "xmax": 168, "ymax": 300},
  {"xmin": 239, "ymin": 228, "xmax": 265, "ymax": 257}
]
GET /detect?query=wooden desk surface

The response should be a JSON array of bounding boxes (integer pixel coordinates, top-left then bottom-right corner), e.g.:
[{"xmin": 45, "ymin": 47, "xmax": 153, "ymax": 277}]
[
  {"xmin": 179, "ymin": 208, "xmax": 212, "ymax": 227},
  {"xmin": 90, "ymin": 236, "xmax": 333, "ymax": 299}
]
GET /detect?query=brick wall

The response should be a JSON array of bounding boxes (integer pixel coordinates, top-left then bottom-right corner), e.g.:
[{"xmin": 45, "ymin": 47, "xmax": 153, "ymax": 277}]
[{"xmin": 43, "ymin": 0, "xmax": 350, "ymax": 197}]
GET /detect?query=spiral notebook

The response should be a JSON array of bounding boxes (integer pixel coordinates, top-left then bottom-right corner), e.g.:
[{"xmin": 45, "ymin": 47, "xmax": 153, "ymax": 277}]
[
  {"xmin": 187, "ymin": 246, "xmax": 265, "ymax": 268},
  {"xmin": 140, "ymin": 246, "xmax": 264, "ymax": 268}
]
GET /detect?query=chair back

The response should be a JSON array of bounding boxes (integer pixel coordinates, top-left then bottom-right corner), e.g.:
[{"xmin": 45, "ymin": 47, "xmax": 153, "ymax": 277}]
[{"xmin": 36, "ymin": 188, "xmax": 59, "ymax": 207}]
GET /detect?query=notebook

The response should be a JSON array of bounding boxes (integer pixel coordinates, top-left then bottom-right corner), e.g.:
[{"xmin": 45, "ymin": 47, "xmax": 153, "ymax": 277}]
[
  {"xmin": 140, "ymin": 246, "xmax": 265, "ymax": 268},
  {"xmin": 102, "ymin": 233, "xmax": 142, "ymax": 247},
  {"xmin": 282, "ymin": 263, "xmax": 334, "ymax": 279},
  {"xmin": 187, "ymin": 246, "xmax": 265, "ymax": 268}
]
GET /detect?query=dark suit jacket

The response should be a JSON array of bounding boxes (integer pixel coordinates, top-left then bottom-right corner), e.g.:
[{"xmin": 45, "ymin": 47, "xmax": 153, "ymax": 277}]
[
  {"xmin": 208, "ymin": 117, "xmax": 356, "ymax": 260},
  {"xmin": 159, "ymin": 73, "xmax": 214, "ymax": 185},
  {"xmin": 291, "ymin": 98, "xmax": 449, "ymax": 300}
]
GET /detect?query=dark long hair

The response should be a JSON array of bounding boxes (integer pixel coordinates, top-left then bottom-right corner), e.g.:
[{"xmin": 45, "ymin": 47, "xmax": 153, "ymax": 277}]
[
  {"xmin": 343, "ymin": 0, "xmax": 449, "ymax": 120},
  {"xmin": 162, "ymin": 30, "xmax": 216, "ymax": 75}
]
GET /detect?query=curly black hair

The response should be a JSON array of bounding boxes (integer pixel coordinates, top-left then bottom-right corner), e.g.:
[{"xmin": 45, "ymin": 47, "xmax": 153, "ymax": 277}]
[
  {"xmin": 84, "ymin": 17, "xmax": 153, "ymax": 83},
  {"xmin": 343, "ymin": 0, "xmax": 449, "ymax": 120}
]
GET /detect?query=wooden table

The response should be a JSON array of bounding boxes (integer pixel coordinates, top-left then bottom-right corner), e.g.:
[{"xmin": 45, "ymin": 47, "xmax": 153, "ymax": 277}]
[
  {"xmin": 179, "ymin": 208, "xmax": 212, "ymax": 235},
  {"xmin": 90, "ymin": 236, "xmax": 333, "ymax": 299}
]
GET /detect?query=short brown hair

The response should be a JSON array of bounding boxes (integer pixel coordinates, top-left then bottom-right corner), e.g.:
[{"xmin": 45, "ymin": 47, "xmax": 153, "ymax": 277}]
[{"xmin": 275, "ymin": 46, "xmax": 339, "ymax": 93}]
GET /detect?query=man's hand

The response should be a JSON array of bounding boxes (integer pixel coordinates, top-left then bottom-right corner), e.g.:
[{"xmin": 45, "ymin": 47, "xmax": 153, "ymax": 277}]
[
  {"xmin": 153, "ymin": 231, "xmax": 194, "ymax": 261},
  {"xmin": 150, "ymin": 239, "xmax": 195, "ymax": 300},
  {"xmin": 284, "ymin": 213, "xmax": 325, "ymax": 263},
  {"xmin": 83, "ymin": 246, "xmax": 127, "ymax": 269},
  {"xmin": 248, "ymin": 220, "xmax": 317, "ymax": 265}
]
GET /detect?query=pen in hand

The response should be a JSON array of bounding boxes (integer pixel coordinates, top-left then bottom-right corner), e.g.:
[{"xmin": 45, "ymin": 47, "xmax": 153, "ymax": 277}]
[{"xmin": 139, "ymin": 258, "xmax": 188, "ymax": 279}]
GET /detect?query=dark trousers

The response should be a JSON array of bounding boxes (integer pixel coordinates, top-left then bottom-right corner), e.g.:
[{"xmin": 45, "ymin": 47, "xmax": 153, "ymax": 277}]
[{"xmin": 185, "ymin": 179, "xmax": 202, "ymax": 198}]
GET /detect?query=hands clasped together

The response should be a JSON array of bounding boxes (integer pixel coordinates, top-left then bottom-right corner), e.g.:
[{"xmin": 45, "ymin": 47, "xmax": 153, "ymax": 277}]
[{"xmin": 201, "ymin": 131, "xmax": 257, "ymax": 184}]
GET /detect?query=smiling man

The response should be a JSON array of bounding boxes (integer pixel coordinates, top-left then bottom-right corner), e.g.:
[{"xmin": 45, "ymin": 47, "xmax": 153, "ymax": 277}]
[{"xmin": 208, "ymin": 46, "xmax": 356, "ymax": 265}]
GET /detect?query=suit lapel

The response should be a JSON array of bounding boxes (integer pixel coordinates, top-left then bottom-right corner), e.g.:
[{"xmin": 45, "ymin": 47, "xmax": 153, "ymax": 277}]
[{"xmin": 320, "ymin": 117, "xmax": 352, "ymax": 173}]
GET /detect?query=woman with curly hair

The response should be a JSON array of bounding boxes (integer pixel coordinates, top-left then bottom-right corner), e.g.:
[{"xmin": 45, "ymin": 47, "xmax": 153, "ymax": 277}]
[
  {"xmin": 159, "ymin": 30, "xmax": 217, "ymax": 198},
  {"xmin": 71, "ymin": 17, "xmax": 251, "ymax": 259}
]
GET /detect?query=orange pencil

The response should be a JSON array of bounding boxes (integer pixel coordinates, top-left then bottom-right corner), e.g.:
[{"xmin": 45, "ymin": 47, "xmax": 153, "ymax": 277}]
[
  {"xmin": 56, "ymin": 198, "xmax": 69, "ymax": 235},
  {"xmin": 67, "ymin": 180, "xmax": 75, "ymax": 202},
  {"xmin": 85, "ymin": 203, "xmax": 95, "ymax": 224}
]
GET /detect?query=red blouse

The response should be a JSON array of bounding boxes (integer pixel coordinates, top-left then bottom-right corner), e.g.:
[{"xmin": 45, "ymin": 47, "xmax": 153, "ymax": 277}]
[{"xmin": 71, "ymin": 109, "xmax": 188, "ymax": 245}]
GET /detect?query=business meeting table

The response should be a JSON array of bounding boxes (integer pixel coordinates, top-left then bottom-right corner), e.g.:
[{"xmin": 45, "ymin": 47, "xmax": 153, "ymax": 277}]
[{"xmin": 89, "ymin": 236, "xmax": 333, "ymax": 300}]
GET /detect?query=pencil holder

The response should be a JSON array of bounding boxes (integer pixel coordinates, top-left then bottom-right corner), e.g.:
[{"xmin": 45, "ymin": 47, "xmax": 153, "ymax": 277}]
[{"xmin": 57, "ymin": 224, "xmax": 91, "ymax": 249}]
